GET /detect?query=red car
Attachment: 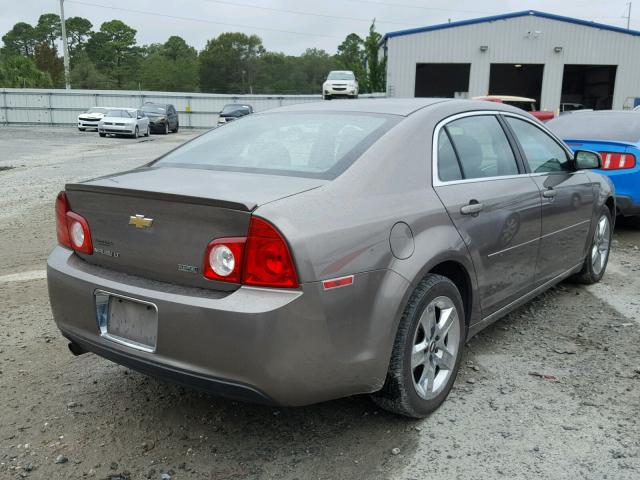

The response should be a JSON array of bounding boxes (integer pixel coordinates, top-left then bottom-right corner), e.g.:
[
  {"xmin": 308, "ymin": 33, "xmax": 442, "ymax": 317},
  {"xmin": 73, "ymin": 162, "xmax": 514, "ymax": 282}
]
[{"xmin": 474, "ymin": 95, "xmax": 555, "ymax": 122}]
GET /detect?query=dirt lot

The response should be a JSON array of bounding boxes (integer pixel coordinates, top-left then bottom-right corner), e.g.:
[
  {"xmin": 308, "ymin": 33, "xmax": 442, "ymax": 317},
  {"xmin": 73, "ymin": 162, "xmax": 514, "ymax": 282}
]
[{"xmin": 1, "ymin": 126, "xmax": 639, "ymax": 480}]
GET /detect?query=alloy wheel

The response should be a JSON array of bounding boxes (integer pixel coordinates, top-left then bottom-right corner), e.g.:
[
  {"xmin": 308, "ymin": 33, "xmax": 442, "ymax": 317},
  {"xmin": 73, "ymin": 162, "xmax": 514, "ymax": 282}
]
[
  {"xmin": 591, "ymin": 215, "xmax": 611, "ymax": 275},
  {"xmin": 411, "ymin": 296, "xmax": 461, "ymax": 400}
]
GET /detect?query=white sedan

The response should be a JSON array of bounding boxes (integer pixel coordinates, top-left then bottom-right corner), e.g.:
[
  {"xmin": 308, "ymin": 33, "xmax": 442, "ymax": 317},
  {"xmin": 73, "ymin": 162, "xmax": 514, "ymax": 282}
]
[
  {"xmin": 98, "ymin": 109, "xmax": 150, "ymax": 138},
  {"xmin": 77, "ymin": 107, "xmax": 116, "ymax": 131}
]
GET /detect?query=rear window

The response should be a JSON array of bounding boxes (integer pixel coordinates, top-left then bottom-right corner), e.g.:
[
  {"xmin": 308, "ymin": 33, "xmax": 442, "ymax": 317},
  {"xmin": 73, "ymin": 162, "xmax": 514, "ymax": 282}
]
[
  {"xmin": 152, "ymin": 112, "xmax": 398, "ymax": 179},
  {"xmin": 547, "ymin": 113, "xmax": 640, "ymax": 142}
]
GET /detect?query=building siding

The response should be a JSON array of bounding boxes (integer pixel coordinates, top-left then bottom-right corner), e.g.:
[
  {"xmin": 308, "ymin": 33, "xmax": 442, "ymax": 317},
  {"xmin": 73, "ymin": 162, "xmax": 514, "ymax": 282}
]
[{"xmin": 385, "ymin": 15, "xmax": 640, "ymax": 111}]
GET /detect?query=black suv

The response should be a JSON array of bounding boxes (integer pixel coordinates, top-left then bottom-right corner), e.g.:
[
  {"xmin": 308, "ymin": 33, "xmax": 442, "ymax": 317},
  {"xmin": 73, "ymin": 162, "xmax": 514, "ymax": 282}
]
[
  {"xmin": 141, "ymin": 103, "xmax": 179, "ymax": 134},
  {"xmin": 217, "ymin": 104, "xmax": 253, "ymax": 126}
]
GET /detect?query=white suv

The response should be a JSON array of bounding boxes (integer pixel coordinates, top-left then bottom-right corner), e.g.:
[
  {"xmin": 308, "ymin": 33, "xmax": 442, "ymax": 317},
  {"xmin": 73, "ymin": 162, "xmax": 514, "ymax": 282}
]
[{"xmin": 323, "ymin": 71, "xmax": 358, "ymax": 100}]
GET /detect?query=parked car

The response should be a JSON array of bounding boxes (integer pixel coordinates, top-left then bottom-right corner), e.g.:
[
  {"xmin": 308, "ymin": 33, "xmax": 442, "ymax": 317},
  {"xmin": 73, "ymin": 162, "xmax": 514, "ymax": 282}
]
[
  {"xmin": 547, "ymin": 110, "xmax": 640, "ymax": 221},
  {"xmin": 77, "ymin": 107, "xmax": 115, "ymax": 131},
  {"xmin": 560, "ymin": 102, "xmax": 585, "ymax": 113},
  {"xmin": 98, "ymin": 108, "xmax": 149, "ymax": 138},
  {"xmin": 323, "ymin": 70, "xmax": 359, "ymax": 100},
  {"xmin": 141, "ymin": 103, "xmax": 179, "ymax": 134},
  {"xmin": 48, "ymin": 99, "xmax": 613, "ymax": 418},
  {"xmin": 473, "ymin": 95, "xmax": 555, "ymax": 121},
  {"xmin": 217, "ymin": 104, "xmax": 253, "ymax": 126}
]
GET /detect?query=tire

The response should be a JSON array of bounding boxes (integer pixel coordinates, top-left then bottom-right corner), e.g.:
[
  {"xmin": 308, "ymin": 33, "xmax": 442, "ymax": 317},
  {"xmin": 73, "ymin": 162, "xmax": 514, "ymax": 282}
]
[
  {"xmin": 323, "ymin": 95, "xmax": 331, "ymax": 100},
  {"xmin": 145, "ymin": 125, "xmax": 150, "ymax": 137},
  {"xmin": 99, "ymin": 132, "xmax": 106, "ymax": 137},
  {"xmin": 133, "ymin": 126, "xmax": 139, "ymax": 139},
  {"xmin": 78, "ymin": 127, "xmax": 86, "ymax": 131},
  {"xmin": 172, "ymin": 122, "xmax": 179, "ymax": 133},
  {"xmin": 570, "ymin": 206, "xmax": 612, "ymax": 284},
  {"xmin": 163, "ymin": 122, "xmax": 169, "ymax": 134},
  {"xmin": 371, "ymin": 274, "xmax": 465, "ymax": 418}
]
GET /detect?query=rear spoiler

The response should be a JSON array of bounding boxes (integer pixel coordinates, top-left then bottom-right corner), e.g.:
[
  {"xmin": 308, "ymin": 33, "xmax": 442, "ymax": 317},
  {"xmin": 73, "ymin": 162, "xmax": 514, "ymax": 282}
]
[{"xmin": 65, "ymin": 183, "xmax": 254, "ymax": 212}]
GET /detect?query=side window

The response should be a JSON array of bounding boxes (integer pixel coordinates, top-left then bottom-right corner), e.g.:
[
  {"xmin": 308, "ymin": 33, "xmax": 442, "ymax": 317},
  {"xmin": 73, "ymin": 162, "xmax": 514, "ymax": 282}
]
[
  {"xmin": 505, "ymin": 117, "xmax": 570, "ymax": 173},
  {"xmin": 446, "ymin": 116, "xmax": 519, "ymax": 179},
  {"xmin": 437, "ymin": 130, "xmax": 463, "ymax": 182}
]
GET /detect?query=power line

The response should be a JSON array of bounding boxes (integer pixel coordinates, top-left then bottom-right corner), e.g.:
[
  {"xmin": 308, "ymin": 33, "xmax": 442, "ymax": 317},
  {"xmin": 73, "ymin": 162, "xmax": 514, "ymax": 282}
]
[
  {"xmin": 66, "ymin": 0, "xmax": 344, "ymax": 38},
  {"xmin": 200, "ymin": 0, "xmax": 420, "ymax": 27}
]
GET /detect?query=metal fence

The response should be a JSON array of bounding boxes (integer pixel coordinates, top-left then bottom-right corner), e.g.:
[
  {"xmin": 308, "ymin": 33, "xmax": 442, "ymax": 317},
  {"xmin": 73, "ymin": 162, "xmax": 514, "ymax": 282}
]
[{"xmin": 0, "ymin": 88, "xmax": 386, "ymax": 128}]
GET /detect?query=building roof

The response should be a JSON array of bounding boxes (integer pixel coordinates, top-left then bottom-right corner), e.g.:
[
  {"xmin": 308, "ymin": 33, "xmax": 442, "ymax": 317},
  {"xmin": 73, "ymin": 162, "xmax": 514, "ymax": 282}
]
[{"xmin": 380, "ymin": 10, "xmax": 640, "ymax": 44}]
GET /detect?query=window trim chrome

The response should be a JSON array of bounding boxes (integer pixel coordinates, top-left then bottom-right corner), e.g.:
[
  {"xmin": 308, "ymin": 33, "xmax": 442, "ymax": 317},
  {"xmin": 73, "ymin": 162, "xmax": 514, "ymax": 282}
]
[{"xmin": 432, "ymin": 110, "xmax": 575, "ymax": 187}]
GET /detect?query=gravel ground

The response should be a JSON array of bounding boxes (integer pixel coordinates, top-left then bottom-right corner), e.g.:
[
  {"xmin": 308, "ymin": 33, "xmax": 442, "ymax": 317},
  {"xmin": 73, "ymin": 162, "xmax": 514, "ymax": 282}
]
[{"xmin": 1, "ymin": 126, "xmax": 639, "ymax": 480}]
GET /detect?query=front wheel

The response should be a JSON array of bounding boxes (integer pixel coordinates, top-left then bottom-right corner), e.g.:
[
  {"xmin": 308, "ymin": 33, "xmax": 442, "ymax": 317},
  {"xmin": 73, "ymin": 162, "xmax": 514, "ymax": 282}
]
[
  {"xmin": 163, "ymin": 122, "xmax": 169, "ymax": 134},
  {"xmin": 99, "ymin": 132, "xmax": 106, "ymax": 137},
  {"xmin": 570, "ymin": 207, "xmax": 612, "ymax": 284},
  {"xmin": 371, "ymin": 274, "xmax": 465, "ymax": 418},
  {"xmin": 172, "ymin": 122, "xmax": 179, "ymax": 133},
  {"xmin": 132, "ymin": 126, "xmax": 139, "ymax": 139},
  {"xmin": 78, "ymin": 127, "xmax": 86, "ymax": 131},
  {"xmin": 323, "ymin": 94, "xmax": 331, "ymax": 100}
]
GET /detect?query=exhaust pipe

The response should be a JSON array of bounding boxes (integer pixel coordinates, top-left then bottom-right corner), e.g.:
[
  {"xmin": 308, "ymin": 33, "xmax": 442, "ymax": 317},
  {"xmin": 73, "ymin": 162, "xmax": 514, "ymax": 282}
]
[{"xmin": 68, "ymin": 342, "xmax": 87, "ymax": 356}]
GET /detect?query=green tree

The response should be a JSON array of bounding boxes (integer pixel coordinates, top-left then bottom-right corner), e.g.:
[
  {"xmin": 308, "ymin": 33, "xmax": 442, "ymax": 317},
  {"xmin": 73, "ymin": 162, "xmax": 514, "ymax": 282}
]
[
  {"xmin": 336, "ymin": 33, "xmax": 366, "ymax": 90},
  {"xmin": 298, "ymin": 48, "xmax": 339, "ymax": 93},
  {"xmin": 69, "ymin": 51, "xmax": 113, "ymax": 89},
  {"xmin": 140, "ymin": 36, "xmax": 198, "ymax": 91},
  {"xmin": 1, "ymin": 22, "xmax": 38, "ymax": 57},
  {"xmin": 199, "ymin": 32, "xmax": 264, "ymax": 93},
  {"xmin": 0, "ymin": 54, "xmax": 52, "ymax": 87},
  {"xmin": 34, "ymin": 43, "xmax": 64, "ymax": 86},
  {"xmin": 85, "ymin": 20, "xmax": 141, "ymax": 88},
  {"xmin": 35, "ymin": 13, "xmax": 61, "ymax": 50},
  {"xmin": 364, "ymin": 20, "xmax": 385, "ymax": 92},
  {"xmin": 65, "ymin": 17, "xmax": 93, "ymax": 56}
]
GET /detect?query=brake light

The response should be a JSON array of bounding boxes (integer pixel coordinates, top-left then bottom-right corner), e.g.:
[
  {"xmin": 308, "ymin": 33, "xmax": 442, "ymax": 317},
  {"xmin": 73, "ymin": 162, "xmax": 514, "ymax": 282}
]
[
  {"xmin": 56, "ymin": 192, "xmax": 72, "ymax": 249},
  {"xmin": 243, "ymin": 217, "xmax": 298, "ymax": 288},
  {"xmin": 201, "ymin": 216, "xmax": 299, "ymax": 288},
  {"xmin": 599, "ymin": 152, "xmax": 636, "ymax": 170},
  {"xmin": 55, "ymin": 192, "xmax": 93, "ymax": 254}
]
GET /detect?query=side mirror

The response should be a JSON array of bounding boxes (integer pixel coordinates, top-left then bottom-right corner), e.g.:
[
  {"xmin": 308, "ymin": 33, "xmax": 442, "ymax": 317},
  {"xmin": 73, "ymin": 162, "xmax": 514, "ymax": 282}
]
[{"xmin": 574, "ymin": 150, "xmax": 601, "ymax": 170}]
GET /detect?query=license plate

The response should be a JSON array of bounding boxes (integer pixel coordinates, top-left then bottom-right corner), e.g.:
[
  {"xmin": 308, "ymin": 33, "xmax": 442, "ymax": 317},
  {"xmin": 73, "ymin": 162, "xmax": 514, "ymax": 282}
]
[{"xmin": 95, "ymin": 291, "xmax": 158, "ymax": 352}]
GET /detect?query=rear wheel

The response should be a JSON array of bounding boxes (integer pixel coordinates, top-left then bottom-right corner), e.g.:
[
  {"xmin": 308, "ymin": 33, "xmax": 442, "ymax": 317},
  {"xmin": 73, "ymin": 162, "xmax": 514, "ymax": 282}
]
[
  {"xmin": 570, "ymin": 207, "xmax": 612, "ymax": 284},
  {"xmin": 99, "ymin": 132, "xmax": 106, "ymax": 137},
  {"xmin": 372, "ymin": 274, "xmax": 465, "ymax": 418},
  {"xmin": 172, "ymin": 122, "xmax": 179, "ymax": 133}
]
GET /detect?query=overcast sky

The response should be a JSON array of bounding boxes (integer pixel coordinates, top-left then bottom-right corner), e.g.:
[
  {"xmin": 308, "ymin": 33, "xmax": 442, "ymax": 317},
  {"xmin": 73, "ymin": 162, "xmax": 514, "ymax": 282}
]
[{"xmin": 0, "ymin": 0, "xmax": 635, "ymax": 55}]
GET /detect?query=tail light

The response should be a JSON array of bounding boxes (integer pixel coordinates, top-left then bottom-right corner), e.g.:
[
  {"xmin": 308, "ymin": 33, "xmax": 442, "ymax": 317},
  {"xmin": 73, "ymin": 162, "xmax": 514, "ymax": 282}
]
[
  {"xmin": 55, "ymin": 191, "xmax": 93, "ymax": 255},
  {"xmin": 599, "ymin": 152, "xmax": 636, "ymax": 170},
  {"xmin": 202, "ymin": 216, "xmax": 298, "ymax": 288}
]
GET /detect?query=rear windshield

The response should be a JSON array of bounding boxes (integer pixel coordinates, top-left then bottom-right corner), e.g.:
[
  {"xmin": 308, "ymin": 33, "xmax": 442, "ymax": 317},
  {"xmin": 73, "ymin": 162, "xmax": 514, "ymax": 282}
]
[
  {"xmin": 547, "ymin": 112, "xmax": 640, "ymax": 142},
  {"xmin": 152, "ymin": 112, "xmax": 398, "ymax": 179}
]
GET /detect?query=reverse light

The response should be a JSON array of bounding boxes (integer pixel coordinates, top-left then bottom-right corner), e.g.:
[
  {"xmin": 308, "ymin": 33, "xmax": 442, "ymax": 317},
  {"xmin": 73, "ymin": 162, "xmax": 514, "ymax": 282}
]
[
  {"xmin": 55, "ymin": 192, "xmax": 93, "ymax": 254},
  {"xmin": 599, "ymin": 152, "xmax": 636, "ymax": 170},
  {"xmin": 202, "ymin": 217, "xmax": 298, "ymax": 288},
  {"xmin": 203, "ymin": 238, "xmax": 245, "ymax": 283}
]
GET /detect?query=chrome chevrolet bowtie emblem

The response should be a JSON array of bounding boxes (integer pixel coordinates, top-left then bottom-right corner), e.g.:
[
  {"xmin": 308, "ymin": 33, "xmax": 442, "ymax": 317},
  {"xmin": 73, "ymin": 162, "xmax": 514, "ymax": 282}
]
[{"xmin": 129, "ymin": 214, "xmax": 154, "ymax": 229}]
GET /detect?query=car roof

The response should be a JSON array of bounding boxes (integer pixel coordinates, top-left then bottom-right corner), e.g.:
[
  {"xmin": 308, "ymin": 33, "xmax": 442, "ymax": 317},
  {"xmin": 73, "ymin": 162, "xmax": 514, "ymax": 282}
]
[
  {"xmin": 266, "ymin": 98, "xmax": 527, "ymax": 117},
  {"xmin": 473, "ymin": 95, "xmax": 536, "ymax": 102}
]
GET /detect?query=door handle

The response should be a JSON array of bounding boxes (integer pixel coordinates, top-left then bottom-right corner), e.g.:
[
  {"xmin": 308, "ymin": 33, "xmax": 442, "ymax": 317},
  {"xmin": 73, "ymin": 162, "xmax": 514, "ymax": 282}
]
[
  {"xmin": 460, "ymin": 201, "xmax": 484, "ymax": 216},
  {"xmin": 542, "ymin": 188, "xmax": 557, "ymax": 199}
]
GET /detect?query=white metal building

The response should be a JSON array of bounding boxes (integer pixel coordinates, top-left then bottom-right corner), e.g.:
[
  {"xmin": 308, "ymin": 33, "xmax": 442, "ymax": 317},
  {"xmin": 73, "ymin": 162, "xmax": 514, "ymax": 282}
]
[{"xmin": 380, "ymin": 10, "xmax": 640, "ymax": 112}]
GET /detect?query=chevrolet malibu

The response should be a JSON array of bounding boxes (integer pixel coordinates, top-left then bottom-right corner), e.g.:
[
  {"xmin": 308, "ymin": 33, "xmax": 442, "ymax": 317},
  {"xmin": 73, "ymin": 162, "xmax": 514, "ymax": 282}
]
[{"xmin": 48, "ymin": 99, "xmax": 614, "ymax": 417}]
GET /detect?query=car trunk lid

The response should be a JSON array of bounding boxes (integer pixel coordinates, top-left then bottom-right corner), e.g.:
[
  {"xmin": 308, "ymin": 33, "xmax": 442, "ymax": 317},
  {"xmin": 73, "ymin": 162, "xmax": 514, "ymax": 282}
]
[{"xmin": 65, "ymin": 167, "xmax": 325, "ymax": 290}]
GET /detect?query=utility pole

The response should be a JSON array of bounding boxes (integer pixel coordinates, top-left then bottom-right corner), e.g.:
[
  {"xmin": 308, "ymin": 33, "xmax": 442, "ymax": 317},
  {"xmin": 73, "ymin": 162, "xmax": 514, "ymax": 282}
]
[
  {"xmin": 625, "ymin": 2, "xmax": 632, "ymax": 29},
  {"xmin": 59, "ymin": 0, "xmax": 71, "ymax": 89}
]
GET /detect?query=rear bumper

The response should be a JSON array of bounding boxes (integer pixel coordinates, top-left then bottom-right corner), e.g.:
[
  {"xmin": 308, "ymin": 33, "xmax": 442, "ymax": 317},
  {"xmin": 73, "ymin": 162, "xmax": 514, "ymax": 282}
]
[
  {"xmin": 616, "ymin": 195, "xmax": 640, "ymax": 216},
  {"xmin": 47, "ymin": 247, "xmax": 408, "ymax": 406}
]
